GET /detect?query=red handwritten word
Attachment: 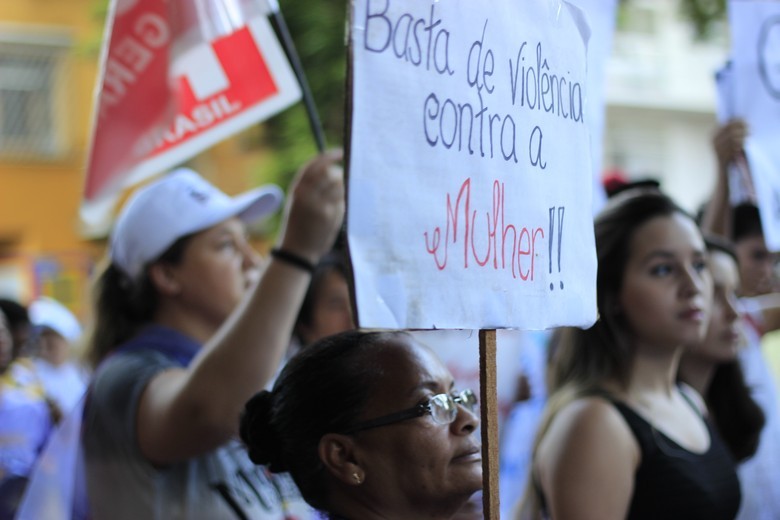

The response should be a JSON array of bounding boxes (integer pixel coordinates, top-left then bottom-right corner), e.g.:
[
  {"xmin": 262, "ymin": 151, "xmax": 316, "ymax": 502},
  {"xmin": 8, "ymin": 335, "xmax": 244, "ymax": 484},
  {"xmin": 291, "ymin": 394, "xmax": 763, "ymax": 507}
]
[{"xmin": 423, "ymin": 178, "xmax": 544, "ymax": 280}]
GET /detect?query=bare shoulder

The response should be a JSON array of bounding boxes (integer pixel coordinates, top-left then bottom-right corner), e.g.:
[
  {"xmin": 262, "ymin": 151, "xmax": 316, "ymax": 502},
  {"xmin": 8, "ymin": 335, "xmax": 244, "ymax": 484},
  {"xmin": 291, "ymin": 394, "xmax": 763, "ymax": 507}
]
[
  {"xmin": 540, "ymin": 396, "xmax": 637, "ymax": 457},
  {"xmin": 535, "ymin": 396, "xmax": 639, "ymax": 520}
]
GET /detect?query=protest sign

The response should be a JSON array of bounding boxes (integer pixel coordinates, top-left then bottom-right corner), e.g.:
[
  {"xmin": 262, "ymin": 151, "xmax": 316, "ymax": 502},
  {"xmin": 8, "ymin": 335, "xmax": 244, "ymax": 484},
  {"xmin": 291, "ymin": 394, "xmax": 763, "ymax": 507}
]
[
  {"xmin": 81, "ymin": 0, "xmax": 301, "ymax": 236},
  {"xmin": 729, "ymin": 1, "xmax": 780, "ymax": 249},
  {"xmin": 347, "ymin": 0, "xmax": 597, "ymax": 330}
]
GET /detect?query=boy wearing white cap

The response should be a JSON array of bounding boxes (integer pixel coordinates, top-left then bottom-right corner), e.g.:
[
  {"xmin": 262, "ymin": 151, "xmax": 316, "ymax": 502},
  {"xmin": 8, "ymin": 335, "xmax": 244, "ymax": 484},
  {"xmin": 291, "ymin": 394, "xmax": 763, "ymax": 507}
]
[
  {"xmin": 28, "ymin": 297, "xmax": 88, "ymax": 415},
  {"xmin": 80, "ymin": 150, "xmax": 344, "ymax": 519}
]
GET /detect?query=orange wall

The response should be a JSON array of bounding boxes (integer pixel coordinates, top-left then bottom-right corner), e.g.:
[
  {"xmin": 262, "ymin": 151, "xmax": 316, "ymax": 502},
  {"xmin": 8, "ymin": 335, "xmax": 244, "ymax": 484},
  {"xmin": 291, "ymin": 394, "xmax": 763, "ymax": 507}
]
[{"xmin": 0, "ymin": 0, "xmax": 104, "ymax": 257}]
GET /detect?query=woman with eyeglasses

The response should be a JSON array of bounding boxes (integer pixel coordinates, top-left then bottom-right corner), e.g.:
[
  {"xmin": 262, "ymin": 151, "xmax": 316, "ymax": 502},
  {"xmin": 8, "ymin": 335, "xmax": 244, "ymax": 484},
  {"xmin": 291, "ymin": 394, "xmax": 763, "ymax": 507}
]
[
  {"xmin": 239, "ymin": 330, "xmax": 483, "ymax": 520},
  {"xmin": 517, "ymin": 191, "xmax": 741, "ymax": 520}
]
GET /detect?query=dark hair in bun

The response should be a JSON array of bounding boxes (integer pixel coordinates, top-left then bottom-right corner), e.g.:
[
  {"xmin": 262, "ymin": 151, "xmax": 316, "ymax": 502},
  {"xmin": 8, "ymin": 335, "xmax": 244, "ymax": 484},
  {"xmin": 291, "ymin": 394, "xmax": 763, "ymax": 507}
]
[
  {"xmin": 239, "ymin": 330, "xmax": 408, "ymax": 510},
  {"xmin": 239, "ymin": 391, "xmax": 286, "ymax": 470}
]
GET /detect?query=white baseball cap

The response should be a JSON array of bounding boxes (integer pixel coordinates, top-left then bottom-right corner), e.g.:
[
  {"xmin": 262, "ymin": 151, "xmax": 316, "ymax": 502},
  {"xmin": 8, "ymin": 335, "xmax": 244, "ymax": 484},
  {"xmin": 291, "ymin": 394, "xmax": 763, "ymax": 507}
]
[
  {"xmin": 29, "ymin": 297, "xmax": 82, "ymax": 344},
  {"xmin": 110, "ymin": 167, "xmax": 283, "ymax": 280}
]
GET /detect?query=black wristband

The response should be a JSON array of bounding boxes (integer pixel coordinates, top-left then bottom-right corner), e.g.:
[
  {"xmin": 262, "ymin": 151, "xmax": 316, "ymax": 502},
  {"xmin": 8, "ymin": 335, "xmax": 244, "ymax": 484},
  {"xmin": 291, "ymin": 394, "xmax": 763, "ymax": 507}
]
[{"xmin": 270, "ymin": 248, "xmax": 315, "ymax": 273}]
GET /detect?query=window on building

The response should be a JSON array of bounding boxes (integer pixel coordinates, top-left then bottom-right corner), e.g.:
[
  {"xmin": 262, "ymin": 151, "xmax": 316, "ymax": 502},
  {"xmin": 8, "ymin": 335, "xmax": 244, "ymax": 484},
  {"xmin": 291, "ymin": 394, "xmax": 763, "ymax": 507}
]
[{"xmin": 0, "ymin": 37, "xmax": 69, "ymax": 159}]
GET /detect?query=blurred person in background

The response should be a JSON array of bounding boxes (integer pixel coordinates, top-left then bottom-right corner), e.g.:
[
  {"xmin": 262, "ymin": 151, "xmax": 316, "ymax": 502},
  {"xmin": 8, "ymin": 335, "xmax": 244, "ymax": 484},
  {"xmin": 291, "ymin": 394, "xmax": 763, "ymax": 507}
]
[
  {"xmin": 292, "ymin": 249, "xmax": 354, "ymax": 351},
  {"xmin": 81, "ymin": 151, "xmax": 344, "ymax": 520},
  {"xmin": 678, "ymin": 236, "xmax": 765, "ymax": 463},
  {"xmin": 0, "ymin": 308, "xmax": 53, "ymax": 519},
  {"xmin": 0, "ymin": 300, "xmax": 31, "ymax": 362},
  {"xmin": 700, "ymin": 119, "xmax": 780, "ymax": 519},
  {"xmin": 0, "ymin": 300, "xmax": 38, "ymax": 396},
  {"xmin": 28, "ymin": 297, "xmax": 88, "ymax": 415},
  {"xmin": 0, "ymin": 298, "xmax": 57, "ymax": 421},
  {"xmin": 0, "ymin": 309, "xmax": 13, "ymax": 375}
]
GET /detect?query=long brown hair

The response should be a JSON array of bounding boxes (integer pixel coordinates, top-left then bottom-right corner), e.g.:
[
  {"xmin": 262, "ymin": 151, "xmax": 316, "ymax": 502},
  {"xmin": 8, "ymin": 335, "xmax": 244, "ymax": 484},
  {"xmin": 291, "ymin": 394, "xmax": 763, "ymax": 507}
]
[
  {"xmin": 685, "ymin": 235, "xmax": 766, "ymax": 462},
  {"xmin": 84, "ymin": 234, "xmax": 193, "ymax": 368},
  {"xmin": 517, "ymin": 190, "xmax": 693, "ymax": 519}
]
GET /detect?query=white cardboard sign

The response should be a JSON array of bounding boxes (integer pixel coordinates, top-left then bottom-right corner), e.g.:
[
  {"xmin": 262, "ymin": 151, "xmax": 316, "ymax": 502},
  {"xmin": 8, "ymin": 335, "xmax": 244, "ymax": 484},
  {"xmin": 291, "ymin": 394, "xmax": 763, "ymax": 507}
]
[
  {"xmin": 729, "ymin": 1, "xmax": 780, "ymax": 249},
  {"xmin": 347, "ymin": 0, "xmax": 597, "ymax": 329}
]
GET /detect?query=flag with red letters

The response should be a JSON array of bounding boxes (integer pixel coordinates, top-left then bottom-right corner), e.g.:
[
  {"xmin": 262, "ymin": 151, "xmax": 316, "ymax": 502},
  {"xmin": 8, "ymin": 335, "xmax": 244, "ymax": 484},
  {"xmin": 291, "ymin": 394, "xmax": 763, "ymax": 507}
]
[{"xmin": 81, "ymin": 0, "xmax": 300, "ymax": 236}]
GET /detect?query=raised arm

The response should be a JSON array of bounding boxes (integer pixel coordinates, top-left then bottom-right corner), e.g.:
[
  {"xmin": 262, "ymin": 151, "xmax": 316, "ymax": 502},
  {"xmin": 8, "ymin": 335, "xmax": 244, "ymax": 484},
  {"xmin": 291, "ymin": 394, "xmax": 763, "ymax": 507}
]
[
  {"xmin": 535, "ymin": 398, "xmax": 638, "ymax": 520},
  {"xmin": 700, "ymin": 119, "xmax": 748, "ymax": 238},
  {"xmin": 137, "ymin": 150, "xmax": 345, "ymax": 464}
]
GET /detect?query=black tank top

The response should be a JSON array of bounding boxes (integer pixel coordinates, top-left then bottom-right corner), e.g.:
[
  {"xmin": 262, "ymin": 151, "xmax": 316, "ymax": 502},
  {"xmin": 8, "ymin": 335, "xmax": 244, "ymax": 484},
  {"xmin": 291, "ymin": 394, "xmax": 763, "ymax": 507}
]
[{"xmin": 610, "ymin": 399, "xmax": 741, "ymax": 520}]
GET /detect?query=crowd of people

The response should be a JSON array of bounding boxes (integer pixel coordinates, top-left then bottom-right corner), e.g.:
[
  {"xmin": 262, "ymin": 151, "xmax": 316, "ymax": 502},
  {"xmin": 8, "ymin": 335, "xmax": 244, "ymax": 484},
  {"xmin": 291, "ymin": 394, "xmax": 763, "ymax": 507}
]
[
  {"xmin": 1, "ymin": 114, "xmax": 779, "ymax": 520},
  {"xmin": 0, "ymin": 296, "xmax": 87, "ymax": 517}
]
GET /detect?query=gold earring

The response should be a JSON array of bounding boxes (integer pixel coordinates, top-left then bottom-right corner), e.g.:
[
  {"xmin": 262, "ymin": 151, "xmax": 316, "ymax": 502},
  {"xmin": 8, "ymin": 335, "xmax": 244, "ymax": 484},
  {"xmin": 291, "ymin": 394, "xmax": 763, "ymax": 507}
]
[{"xmin": 352, "ymin": 472, "xmax": 362, "ymax": 485}]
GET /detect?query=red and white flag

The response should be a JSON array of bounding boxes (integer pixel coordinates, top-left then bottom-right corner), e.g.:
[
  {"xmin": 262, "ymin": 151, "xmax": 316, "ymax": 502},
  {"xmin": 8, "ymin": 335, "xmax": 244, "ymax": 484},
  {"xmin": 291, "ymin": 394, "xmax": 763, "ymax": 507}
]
[{"xmin": 81, "ymin": 0, "xmax": 300, "ymax": 236}]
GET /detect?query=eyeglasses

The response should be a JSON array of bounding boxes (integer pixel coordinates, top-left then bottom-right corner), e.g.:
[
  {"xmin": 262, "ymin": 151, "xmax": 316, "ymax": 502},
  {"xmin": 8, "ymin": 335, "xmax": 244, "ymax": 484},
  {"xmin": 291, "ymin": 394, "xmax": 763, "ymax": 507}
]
[{"xmin": 341, "ymin": 389, "xmax": 478, "ymax": 434}]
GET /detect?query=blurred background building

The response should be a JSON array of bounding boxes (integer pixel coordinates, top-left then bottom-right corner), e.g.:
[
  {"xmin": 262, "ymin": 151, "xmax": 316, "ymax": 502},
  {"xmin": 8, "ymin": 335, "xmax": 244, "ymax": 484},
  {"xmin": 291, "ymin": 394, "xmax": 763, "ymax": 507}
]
[
  {"xmin": 604, "ymin": 0, "xmax": 728, "ymax": 214},
  {"xmin": 0, "ymin": 0, "xmax": 101, "ymax": 317}
]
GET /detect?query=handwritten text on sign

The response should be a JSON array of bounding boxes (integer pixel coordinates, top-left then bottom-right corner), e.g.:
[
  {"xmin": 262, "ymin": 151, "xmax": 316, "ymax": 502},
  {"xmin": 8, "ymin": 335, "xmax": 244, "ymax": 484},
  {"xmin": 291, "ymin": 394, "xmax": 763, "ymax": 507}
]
[{"xmin": 347, "ymin": 0, "xmax": 597, "ymax": 329}]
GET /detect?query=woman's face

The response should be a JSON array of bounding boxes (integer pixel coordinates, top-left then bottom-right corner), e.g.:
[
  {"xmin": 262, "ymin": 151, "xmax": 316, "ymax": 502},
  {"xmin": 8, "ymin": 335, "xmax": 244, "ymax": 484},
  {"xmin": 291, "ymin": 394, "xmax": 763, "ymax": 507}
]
[
  {"xmin": 299, "ymin": 269, "xmax": 354, "ymax": 346},
  {"xmin": 618, "ymin": 213, "xmax": 712, "ymax": 350},
  {"xmin": 164, "ymin": 218, "xmax": 259, "ymax": 330},
  {"xmin": 38, "ymin": 329, "xmax": 71, "ymax": 367},
  {"xmin": 352, "ymin": 337, "xmax": 482, "ymax": 516},
  {"xmin": 735, "ymin": 234, "xmax": 778, "ymax": 297},
  {"xmin": 688, "ymin": 250, "xmax": 741, "ymax": 363}
]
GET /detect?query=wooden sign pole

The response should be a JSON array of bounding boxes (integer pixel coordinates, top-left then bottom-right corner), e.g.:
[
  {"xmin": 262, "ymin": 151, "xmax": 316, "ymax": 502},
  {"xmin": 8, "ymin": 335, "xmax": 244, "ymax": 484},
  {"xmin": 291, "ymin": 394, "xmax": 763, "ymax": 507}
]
[{"xmin": 479, "ymin": 329, "xmax": 500, "ymax": 520}]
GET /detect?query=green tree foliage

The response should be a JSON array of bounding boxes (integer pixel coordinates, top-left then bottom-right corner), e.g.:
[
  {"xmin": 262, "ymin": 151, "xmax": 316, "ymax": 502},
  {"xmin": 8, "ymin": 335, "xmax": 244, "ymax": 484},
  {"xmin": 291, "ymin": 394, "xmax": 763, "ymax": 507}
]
[
  {"xmin": 619, "ymin": 0, "xmax": 727, "ymax": 38},
  {"xmin": 262, "ymin": 1, "xmax": 348, "ymax": 187},
  {"xmin": 678, "ymin": 0, "xmax": 727, "ymax": 38}
]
